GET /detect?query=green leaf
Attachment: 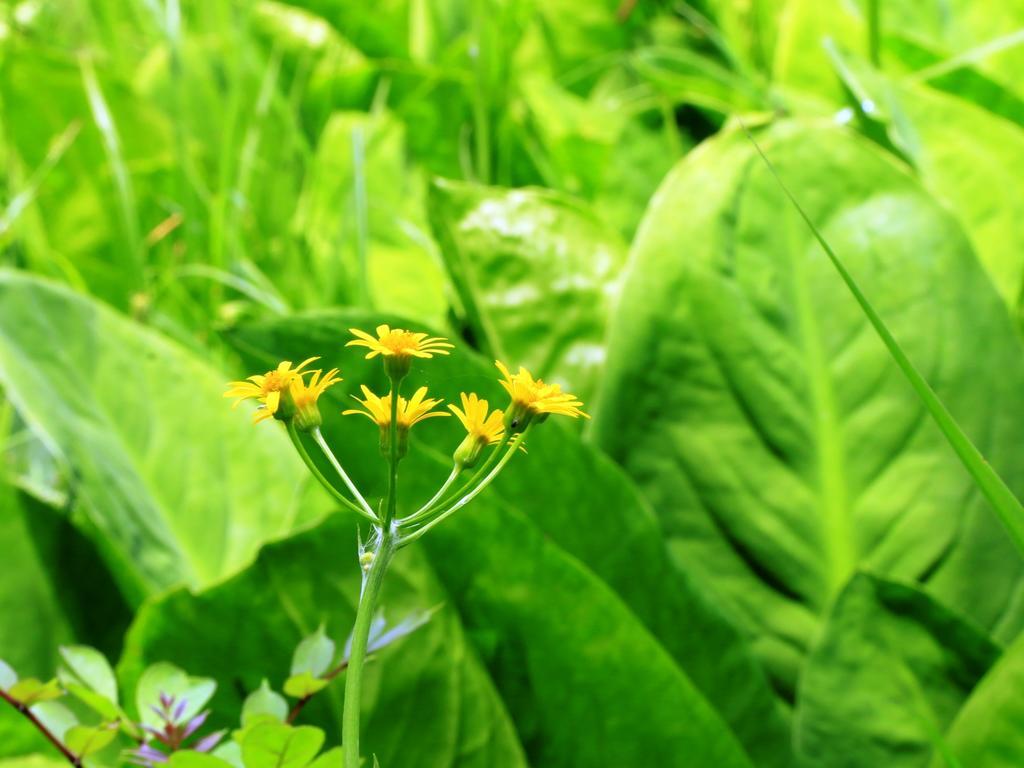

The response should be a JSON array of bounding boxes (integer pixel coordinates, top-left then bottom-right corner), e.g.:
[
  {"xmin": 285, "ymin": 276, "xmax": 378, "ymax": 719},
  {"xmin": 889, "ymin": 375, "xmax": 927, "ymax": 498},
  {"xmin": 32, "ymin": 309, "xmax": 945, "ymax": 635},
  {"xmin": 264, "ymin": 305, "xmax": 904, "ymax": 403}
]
[
  {"xmin": 213, "ymin": 740, "xmax": 244, "ymax": 768},
  {"xmin": 593, "ymin": 122, "xmax": 1024, "ymax": 693},
  {"xmin": 250, "ymin": 2, "xmax": 375, "ymax": 113},
  {"xmin": 0, "ymin": 271, "xmax": 330, "ymax": 602},
  {"xmin": 935, "ymin": 633, "xmax": 1024, "ymax": 767},
  {"xmin": 117, "ymin": 507, "xmax": 759, "ymax": 767},
  {"xmin": 767, "ymin": 0, "xmax": 1024, "ymax": 110},
  {"xmin": 63, "ymin": 724, "xmax": 117, "ymax": 758},
  {"xmin": 289, "ymin": 628, "xmax": 335, "ymax": 679},
  {"xmin": 168, "ymin": 752, "xmax": 236, "ymax": 768},
  {"xmin": 0, "ymin": 485, "xmax": 81, "ymax": 751},
  {"xmin": 827, "ymin": 46, "xmax": 1024, "ymax": 311},
  {"xmin": 0, "ymin": 757, "xmax": 68, "ymax": 768},
  {"xmin": 281, "ymin": 674, "xmax": 328, "ymax": 700},
  {"xmin": 29, "ymin": 701, "xmax": 76, "ymax": 742},
  {"xmin": 226, "ymin": 309, "xmax": 791, "ymax": 766},
  {"xmin": 135, "ymin": 663, "xmax": 215, "ymax": 729},
  {"xmin": 118, "ymin": 517, "xmax": 529, "ymax": 768},
  {"xmin": 240, "ymin": 723, "xmax": 324, "ymax": 768},
  {"xmin": 428, "ymin": 179, "xmax": 627, "ymax": 404},
  {"xmin": 795, "ymin": 574, "xmax": 999, "ymax": 766},
  {"xmin": 305, "ymin": 747, "xmax": 344, "ymax": 768},
  {"xmin": 58, "ymin": 645, "xmax": 117, "ymax": 705},
  {"xmin": 242, "ymin": 680, "xmax": 288, "ymax": 726},
  {"xmin": 291, "ymin": 112, "xmax": 446, "ymax": 324},
  {"xmin": 7, "ymin": 679, "xmax": 62, "ymax": 707}
]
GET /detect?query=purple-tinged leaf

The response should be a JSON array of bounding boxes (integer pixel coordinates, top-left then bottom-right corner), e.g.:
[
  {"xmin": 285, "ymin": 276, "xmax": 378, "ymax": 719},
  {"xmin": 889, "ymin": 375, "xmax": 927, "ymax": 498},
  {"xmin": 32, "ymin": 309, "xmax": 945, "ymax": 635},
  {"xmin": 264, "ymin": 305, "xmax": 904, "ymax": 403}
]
[
  {"xmin": 131, "ymin": 742, "xmax": 170, "ymax": 766},
  {"xmin": 182, "ymin": 710, "xmax": 209, "ymax": 739},
  {"xmin": 193, "ymin": 730, "xmax": 226, "ymax": 753}
]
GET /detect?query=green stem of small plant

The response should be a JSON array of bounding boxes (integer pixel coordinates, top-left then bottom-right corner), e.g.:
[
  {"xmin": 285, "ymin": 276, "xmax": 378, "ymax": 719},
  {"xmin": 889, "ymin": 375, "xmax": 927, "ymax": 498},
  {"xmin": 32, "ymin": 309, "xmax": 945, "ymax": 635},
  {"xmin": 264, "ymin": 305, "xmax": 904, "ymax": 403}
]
[
  {"xmin": 400, "ymin": 431, "xmax": 527, "ymax": 547},
  {"xmin": 342, "ymin": 524, "xmax": 395, "ymax": 768},
  {"xmin": 384, "ymin": 374, "xmax": 402, "ymax": 524},
  {"xmin": 421, "ymin": 435, "xmax": 510, "ymax": 518},
  {"xmin": 867, "ymin": 0, "xmax": 881, "ymax": 67},
  {"xmin": 0, "ymin": 689, "xmax": 80, "ymax": 767},
  {"xmin": 311, "ymin": 427, "xmax": 377, "ymax": 521},
  {"xmin": 400, "ymin": 466, "xmax": 462, "ymax": 525},
  {"xmin": 286, "ymin": 422, "xmax": 376, "ymax": 522}
]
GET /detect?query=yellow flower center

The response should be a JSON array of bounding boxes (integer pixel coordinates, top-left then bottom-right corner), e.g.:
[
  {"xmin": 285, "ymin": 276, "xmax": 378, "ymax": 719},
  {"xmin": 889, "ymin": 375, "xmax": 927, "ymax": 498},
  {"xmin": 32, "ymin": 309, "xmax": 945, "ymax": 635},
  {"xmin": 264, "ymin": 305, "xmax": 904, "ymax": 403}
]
[{"xmin": 262, "ymin": 371, "xmax": 288, "ymax": 393}]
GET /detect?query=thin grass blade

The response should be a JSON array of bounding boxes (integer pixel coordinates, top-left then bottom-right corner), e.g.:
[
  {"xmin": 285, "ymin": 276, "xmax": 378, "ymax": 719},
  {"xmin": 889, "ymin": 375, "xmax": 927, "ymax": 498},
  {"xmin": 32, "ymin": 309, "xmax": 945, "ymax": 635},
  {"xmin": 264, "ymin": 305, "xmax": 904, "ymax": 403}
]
[{"xmin": 742, "ymin": 121, "xmax": 1024, "ymax": 557}]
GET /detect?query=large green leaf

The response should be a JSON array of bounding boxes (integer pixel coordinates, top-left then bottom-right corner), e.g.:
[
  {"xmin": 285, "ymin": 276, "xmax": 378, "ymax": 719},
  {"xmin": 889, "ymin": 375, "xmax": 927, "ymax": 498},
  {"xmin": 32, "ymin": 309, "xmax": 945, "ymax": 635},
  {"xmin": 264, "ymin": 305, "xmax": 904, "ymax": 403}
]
[
  {"xmin": 119, "ymin": 507, "xmax": 753, "ymax": 768},
  {"xmin": 117, "ymin": 515, "xmax": 525, "ymax": 768},
  {"xmin": 934, "ymin": 633, "xmax": 1024, "ymax": 767},
  {"xmin": 0, "ymin": 485, "xmax": 73, "ymax": 756},
  {"xmin": 0, "ymin": 271, "xmax": 329, "ymax": 602},
  {"xmin": 592, "ymin": 122, "xmax": 1024, "ymax": 693},
  {"xmin": 828, "ymin": 52, "xmax": 1024, "ymax": 312},
  {"xmin": 428, "ymin": 180, "xmax": 627, "ymax": 405},
  {"xmin": 795, "ymin": 573, "xmax": 999, "ymax": 767},
  {"xmin": 766, "ymin": 0, "xmax": 1024, "ymax": 109},
  {"xmin": 225, "ymin": 310, "xmax": 791, "ymax": 766}
]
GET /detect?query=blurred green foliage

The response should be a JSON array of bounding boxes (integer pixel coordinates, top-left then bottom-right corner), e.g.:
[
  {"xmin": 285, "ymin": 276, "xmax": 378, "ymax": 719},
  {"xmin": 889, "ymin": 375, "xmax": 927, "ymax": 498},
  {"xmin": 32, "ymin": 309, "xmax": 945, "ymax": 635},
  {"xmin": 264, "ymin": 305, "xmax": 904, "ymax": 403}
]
[{"xmin": 4, "ymin": 0, "xmax": 1024, "ymax": 766}]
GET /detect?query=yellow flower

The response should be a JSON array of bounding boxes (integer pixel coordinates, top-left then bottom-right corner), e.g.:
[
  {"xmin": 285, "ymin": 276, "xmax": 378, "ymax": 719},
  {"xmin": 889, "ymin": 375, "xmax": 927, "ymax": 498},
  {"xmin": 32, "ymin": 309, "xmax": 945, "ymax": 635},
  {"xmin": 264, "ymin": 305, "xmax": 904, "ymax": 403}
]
[
  {"xmin": 224, "ymin": 357, "xmax": 319, "ymax": 423},
  {"xmin": 347, "ymin": 325, "xmax": 453, "ymax": 360},
  {"xmin": 449, "ymin": 392, "xmax": 505, "ymax": 468},
  {"xmin": 343, "ymin": 385, "xmax": 448, "ymax": 456},
  {"xmin": 289, "ymin": 368, "xmax": 342, "ymax": 431},
  {"xmin": 343, "ymin": 385, "xmax": 449, "ymax": 428},
  {"xmin": 449, "ymin": 393, "xmax": 504, "ymax": 445},
  {"xmin": 495, "ymin": 360, "xmax": 589, "ymax": 430}
]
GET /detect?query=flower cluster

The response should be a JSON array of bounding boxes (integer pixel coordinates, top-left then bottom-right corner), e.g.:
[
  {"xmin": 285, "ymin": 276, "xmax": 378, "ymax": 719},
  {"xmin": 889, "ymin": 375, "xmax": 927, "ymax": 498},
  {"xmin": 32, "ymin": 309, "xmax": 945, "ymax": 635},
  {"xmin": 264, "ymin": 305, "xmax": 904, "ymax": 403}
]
[
  {"xmin": 224, "ymin": 324, "xmax": 587, "ymax": 540},
  {"xmin": 223, "ymin": 322, "xmax": 587, "ymax": 766},
  {"xmin": 128, "ymin": 693, "xmax": 223, "ymax": 766},
  {"xmin": 223, "ymin": 357, "xmax": 338, "ymax": 428}
]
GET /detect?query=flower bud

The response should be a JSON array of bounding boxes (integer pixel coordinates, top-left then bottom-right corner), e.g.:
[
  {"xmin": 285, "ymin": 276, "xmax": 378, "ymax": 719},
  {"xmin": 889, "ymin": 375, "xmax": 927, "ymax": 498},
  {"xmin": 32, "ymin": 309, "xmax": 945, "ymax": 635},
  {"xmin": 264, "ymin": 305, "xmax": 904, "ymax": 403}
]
[
  {"xmin": 503, "ymin": 401, "xmax": 533, "ymax": 434},
  {"xmin": 453, "ymin": 433, "xmax": 485, "ymax": 469},
  {"xmin": 292, "ymin": 398, "xmax": 323, "ymax": 432},
  {"xmin": 275, "ymin": 387, "xmax": 299, "ymax": 422},
  {"xmin": 383, "ymin": 354, "xmax": 411, "ymax": 382}
]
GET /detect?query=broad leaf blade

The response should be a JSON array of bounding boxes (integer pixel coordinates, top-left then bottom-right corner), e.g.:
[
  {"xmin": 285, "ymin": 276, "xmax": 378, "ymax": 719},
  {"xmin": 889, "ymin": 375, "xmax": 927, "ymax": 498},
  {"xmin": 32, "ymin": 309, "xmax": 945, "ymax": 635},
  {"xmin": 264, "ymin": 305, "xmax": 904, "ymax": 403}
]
[
  {"xmin": 795, "ymin": 574, "xmax": 998, "ymax": 766},
  {"xmin": 593, "ymin": 123, "xmax": 1024, "ymax": 692},
  {"xmin": 0, "ymin": 271, "xmax": 330, "ymax": 601},
  {"xmin": 428, "ymin": 180, "xmax": 626, "ymax": 404},
  {"xmin": 935, "ymin": 633, "xmax": 1024, "ymax": 767}
]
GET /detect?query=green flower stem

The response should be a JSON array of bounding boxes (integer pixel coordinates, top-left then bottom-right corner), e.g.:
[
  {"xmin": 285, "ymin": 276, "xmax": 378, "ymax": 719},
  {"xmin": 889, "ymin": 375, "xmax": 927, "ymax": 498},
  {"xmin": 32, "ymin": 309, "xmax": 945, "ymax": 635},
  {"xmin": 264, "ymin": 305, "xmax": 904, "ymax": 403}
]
[
  {"xmin": 384, "ymin": 374, "xmax": 402, "ymax": 524},
  {"xmin": 286, "ymin": 422, "xmax": 376, "ymax": 522},
  {"xmin": 408, "ymin": 435, "xmax": 511, "ymax": 523},
  {"xmin": 310, "ymin": 427, "xmax": 377, "ymax": 520},
  {"xmin": 399, "ymin": 431, "xmax": 528, "ymax": 547},
  {"xmin": 399, "ymin": 466, "xmax": 462, "ymax": 525},
  {"xmin": 342, "ymin": 524, "xmax": 395, "ymax": 768}
]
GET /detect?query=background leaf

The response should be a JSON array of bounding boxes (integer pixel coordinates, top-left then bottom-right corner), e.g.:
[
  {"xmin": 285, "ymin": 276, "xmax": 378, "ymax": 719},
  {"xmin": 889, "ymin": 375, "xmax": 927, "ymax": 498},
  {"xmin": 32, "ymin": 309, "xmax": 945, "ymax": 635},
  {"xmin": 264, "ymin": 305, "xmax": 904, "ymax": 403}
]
[
  {"xmin": 795, "ymin": 573, "xmax": 999, "ymax": 766},
  {"xmin": 593, "ymin": 121, "xmax": 1024, "ymax": 695},
  {"xmin": 428, "ymin": 180, "xmax": 626, "ymax": 404},
  {"xmin": 935, "ymin": 633, "xmax": 1024, "ymax": 767},
  {"xmin": 0, "ymin": 271, "xmax": 331, "ymax": 602}
]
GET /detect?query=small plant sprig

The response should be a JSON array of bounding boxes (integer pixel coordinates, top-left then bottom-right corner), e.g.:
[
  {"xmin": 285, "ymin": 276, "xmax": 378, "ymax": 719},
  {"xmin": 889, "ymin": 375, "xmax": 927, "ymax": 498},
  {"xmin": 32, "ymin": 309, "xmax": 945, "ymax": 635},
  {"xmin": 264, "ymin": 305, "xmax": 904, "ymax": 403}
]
[{"xmin": 224, "ymin": 324, "xmax": 588, "ymax": 766}]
